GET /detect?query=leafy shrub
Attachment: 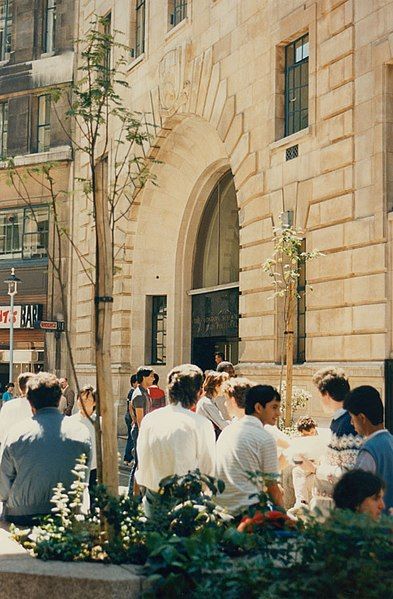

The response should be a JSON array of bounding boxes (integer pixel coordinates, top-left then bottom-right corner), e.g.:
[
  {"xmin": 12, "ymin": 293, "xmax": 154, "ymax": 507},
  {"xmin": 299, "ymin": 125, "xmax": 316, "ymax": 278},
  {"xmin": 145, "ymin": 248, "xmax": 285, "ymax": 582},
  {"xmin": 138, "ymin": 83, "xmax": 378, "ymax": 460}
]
[{"xmin": 11, "ymin": 461, "xmax": 393, "ymax": 599}]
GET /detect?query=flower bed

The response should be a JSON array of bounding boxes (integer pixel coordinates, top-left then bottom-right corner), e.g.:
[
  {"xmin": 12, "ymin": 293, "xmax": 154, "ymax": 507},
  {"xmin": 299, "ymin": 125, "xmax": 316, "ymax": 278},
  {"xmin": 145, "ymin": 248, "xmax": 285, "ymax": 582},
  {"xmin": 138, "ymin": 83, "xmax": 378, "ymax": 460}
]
[{"xmin": 11, "ymin": 466, "xmax": 393, "ymax": 599}]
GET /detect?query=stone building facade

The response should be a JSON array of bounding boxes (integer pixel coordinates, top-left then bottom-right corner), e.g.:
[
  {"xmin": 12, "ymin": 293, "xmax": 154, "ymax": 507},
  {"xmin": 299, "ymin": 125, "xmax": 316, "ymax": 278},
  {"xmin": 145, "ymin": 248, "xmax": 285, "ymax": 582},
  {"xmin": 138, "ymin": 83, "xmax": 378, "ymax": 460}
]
[
  {"xmin": 72, "ymin": 0, "xmax": 393, "ymax": 422},
  {"xmin": 0, "ymin": 0, "xmax": 75, "ymax": 385}
]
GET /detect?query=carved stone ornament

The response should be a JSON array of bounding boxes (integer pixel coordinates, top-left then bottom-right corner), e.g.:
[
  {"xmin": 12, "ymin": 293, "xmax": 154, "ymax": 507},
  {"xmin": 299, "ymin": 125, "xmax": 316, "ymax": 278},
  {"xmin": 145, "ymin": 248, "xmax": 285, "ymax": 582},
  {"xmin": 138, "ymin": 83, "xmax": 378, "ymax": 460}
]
[{"xmin": 158, "ymin": 46, "xmax": 190, "ymax": 116}]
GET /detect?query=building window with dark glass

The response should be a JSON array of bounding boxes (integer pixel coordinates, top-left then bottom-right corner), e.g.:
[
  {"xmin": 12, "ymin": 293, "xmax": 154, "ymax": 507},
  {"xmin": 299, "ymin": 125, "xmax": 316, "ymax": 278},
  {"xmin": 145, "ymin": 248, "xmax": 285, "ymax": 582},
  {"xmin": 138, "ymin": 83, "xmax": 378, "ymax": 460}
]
[
  {"xmin": 169, "ymin": 0, "xmax": 187, "ymax": 29},
  {"xmin": 43, "ymin": 0, "xmax": 56, "ymax": 54},
  {"xmin": 134, "ymin": 0, "xmax": 145, "ymax": 58},
  {"xmin": 151, "ymin": 296, "xmax": 167, "ymax": 365},
  {"xmin": 285, "ymin": 34, "xmax": 309, "ymax": 136},
  {"xmin": 0, "ymin": 206, "xmax": 49, "ymax": 260},
  {"xmin": 37, "ymin": 95, "xmax": 51, "ymax": 153},
  {"xmin": 296, "ymin": 239, "xmax": 306, "ymax": 364},
  {"xmin": 103, "ymin": 12, "xmax": 111, "ymax": 76},
  {"xmin": 0, "ymin": 0, "xmax": 12, "ymax": 61},
  {"xmin": 0, "ymin": 101, "xmax": 7, "ymax": 159}
]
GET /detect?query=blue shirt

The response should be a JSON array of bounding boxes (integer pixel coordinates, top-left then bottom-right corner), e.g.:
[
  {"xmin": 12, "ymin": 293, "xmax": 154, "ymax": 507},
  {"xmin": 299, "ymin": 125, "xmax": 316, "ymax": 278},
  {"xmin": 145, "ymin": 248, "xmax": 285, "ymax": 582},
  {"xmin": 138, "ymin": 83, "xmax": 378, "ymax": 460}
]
[
  {"xmin": 0, "ymin": 407, "xmax": 92, "ymax": 517},
  {"xmin": 2, "ymin": 391, "xmax": 13, "ymax": 402}
]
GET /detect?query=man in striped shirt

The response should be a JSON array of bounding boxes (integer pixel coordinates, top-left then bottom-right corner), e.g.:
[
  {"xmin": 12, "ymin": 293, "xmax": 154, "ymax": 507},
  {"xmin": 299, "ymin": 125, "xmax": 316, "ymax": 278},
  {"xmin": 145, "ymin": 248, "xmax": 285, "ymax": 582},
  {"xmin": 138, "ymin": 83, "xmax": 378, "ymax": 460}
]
[{"xmin": 215, "ymin": 385, "xmax": 283, "ymax": 515}]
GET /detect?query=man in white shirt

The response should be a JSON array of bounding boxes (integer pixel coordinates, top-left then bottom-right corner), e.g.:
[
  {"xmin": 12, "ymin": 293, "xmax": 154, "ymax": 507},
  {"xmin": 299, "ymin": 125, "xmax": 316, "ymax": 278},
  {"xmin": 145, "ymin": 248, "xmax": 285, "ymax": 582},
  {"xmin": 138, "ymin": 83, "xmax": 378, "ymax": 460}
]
[
  {"xmin": 136, "ymin": 364, "xmax": 215, "ymax": 515},
  {"xmin": 215, "ymin": 384, "xmax": 283, "ymax": 515},
  {"xmin": 0, "ymin": 372, "xmax": 35, "ymax": 446}
]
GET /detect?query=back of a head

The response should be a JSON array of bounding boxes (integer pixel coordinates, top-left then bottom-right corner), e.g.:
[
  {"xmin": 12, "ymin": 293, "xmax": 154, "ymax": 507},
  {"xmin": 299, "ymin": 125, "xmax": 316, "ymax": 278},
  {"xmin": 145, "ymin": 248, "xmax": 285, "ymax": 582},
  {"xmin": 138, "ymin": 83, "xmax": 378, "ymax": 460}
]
[
  {"xmin": 203, "ymin": 371, "xmax": 229, "ymax": 397},
  {"xmin": 26, "ymin": 372, "xmax": 62, "ymax": 411},
  {"xmin": 222, "ymin": 377, "xmax": 253, "ymax": 409},
  {"xmin": 333, "ymin": 469, "xmax": 385, "ymax": 512},
  {"xmin": 130, "ymin": 373, "xmax": 138, "ymax": 386},
  {"xmin": 245, "ymin": 384, "xmax": 280, "ymax": 415},
  {"xmin": 18, "ymin": 372, "xmax": 35, "ymax": 396},
  {"xmin": 297, "ymin": 415, "xmax": 317, "ymax": 434},
  {"xmin": 153, "ymin": 372, "xmax": 159, "ymax": 385},
  {"xmin": 216, "ymin": 361, "xmax": 235, "ymax": 376},
  {"xmin": 312, "ymin": 367, "xmax": 349, "ymax": 402},
  {"xmin": 344, "ymin": 385, "xmax": 384, "ymax": 425},
  {"xmin": 136, "ymin": 366, "xmax": 153, "ymax": 384},
  {"xmin": 167, "ymin": 364, "xmax": 203, "ymax": 409}
]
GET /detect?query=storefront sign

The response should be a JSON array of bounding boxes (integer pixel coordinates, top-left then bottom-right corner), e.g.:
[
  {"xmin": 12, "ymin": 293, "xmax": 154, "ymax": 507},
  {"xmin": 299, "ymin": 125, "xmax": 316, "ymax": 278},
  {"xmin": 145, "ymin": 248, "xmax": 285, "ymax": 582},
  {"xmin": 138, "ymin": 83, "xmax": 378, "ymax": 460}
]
[{"xmin": 0, "ymin": 304, "xmax": 43, "ymax": 329}]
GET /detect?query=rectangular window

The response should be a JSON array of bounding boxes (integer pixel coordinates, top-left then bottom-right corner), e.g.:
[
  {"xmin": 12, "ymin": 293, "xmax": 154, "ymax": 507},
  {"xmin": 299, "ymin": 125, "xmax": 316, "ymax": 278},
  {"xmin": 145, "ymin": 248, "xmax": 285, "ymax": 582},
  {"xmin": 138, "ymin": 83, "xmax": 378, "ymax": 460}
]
[
  {"xmin": 37, "ymin": 95, "xmax": 51, "ymax": 152},
  {"xmin": 43, "ymin": 0, "xmax": 56, "ymax": 54},
  {"xmin": 0, "ymin": 206, "xmax": 49, "ymax": 260},
  {"xmin": 151, "ymin": 295, "xmax": 167, "ymax": 365},
  {"xmin": 0, "ymin": 101, "xmax": 7, "ymax": 159},
  {"xmin": 295, "ymin": 239, "xmax": 306, "ymax": 364},
  {"xmin": 135, "ymin": 0, "xmax": 146, "ymax": 58},
  {"xmin": 103, "ymin": 12, "xmax": 111, "ymax": 77},
  {"xmin": 285, "ymin": 34, "xmax": 309, "ymax": 136},
  {"xmin": 169, "ymin": 0, "xmax": 187, "ymax": 28},
  {"xmin": 0, "ymin": 0, "xmax": 12, "ymax": 61}
]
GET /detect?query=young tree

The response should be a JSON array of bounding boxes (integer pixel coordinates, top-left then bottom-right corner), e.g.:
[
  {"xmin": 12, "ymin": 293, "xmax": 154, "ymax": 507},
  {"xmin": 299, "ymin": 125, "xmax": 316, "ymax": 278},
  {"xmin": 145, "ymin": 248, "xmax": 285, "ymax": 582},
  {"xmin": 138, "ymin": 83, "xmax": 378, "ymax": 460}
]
[
  {"xmin": 263, "ymin": 222, "xmax": 322, "ymax": 428},
  {"xmin": 6, "ymin": 16, "xmax": 154, "ymax": 495}
]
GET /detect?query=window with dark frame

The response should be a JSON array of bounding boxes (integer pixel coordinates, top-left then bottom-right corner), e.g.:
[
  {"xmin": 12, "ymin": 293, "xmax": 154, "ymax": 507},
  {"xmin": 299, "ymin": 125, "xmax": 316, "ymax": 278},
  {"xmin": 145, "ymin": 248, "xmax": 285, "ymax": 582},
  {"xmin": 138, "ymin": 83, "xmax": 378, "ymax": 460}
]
[
  {"xmin": 0, "ymin": 0, "xmax": 12, "ymax": 61},
  {"xmin": 151, "ymin": 295, "xmax": 167, "ymax": 365},
  {"xmin": 0, "ymin": 101, "xmax": 7, "ymax": 159},
  {"xmin": 37, "ymin": 94, "xmax": 51, "ymax": 153},
  {"xmin": 0, "ymin": 206, "xmax": 49, "ymax": 260},
  {"xmin": 296, "ymin": 239, "xmax": 306, "ymax": 364},
  {"xmin": 104, "ymin": 12, "xmax": 111, "ymax": 72},
  {"xmin": 169, "ymin": 0, "xmax": 187, "ymax": 28},
  {"xmin": 285, "ymin": 33, "xmax": 309, "ymax": 137},
  {"xmin": 135, "ymin": 0, "xmax": 146, "ymax": 58},
  {"xmin": 43, "ymin": 0, "xmax": 56, "ymax": 54}
]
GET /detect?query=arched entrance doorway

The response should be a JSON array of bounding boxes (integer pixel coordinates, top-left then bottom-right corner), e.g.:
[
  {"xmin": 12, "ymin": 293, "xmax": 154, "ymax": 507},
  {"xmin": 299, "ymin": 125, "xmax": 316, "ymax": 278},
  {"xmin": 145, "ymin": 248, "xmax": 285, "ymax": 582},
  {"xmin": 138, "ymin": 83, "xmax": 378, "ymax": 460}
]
[{"xmin": 190, "ymin": 170, "xmax": 239, "ymax": 371}]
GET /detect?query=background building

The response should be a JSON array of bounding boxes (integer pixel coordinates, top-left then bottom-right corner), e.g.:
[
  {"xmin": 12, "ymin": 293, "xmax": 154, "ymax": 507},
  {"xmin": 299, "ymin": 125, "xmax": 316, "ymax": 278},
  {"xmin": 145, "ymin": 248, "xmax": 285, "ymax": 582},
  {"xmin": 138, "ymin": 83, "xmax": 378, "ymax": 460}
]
[
  {"xmin": 72, "ymin": 0, "xmax": 393, "ymax": 422},
  {"xmin": 0, "ymin": 0, "xmax": 74, "ymax": 387}
]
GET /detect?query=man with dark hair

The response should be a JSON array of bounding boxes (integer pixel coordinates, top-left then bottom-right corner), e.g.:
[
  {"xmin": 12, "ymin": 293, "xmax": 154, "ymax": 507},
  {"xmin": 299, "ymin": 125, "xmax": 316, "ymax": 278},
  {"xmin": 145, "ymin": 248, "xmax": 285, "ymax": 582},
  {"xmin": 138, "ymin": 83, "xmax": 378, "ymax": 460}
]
[
  {"xmin": 0, "ymin": 372, "xmax": 91, "ymax": 526},
  {"xmin": 215, "ymin": 384, "xmax": 283, "ymax": 515},
  {"xmin": 333, "ymin": 469, "xmax": 385, "ymax": 520},
  {"xmin": 0, "ymin": 372, "xmax": 35, "ymax": 446},
  {"xmin": 2, "ymin": 382, "xmax": 15, "ymax": 402},
  {"xmin": 311, "ymin": 367, "xmax": 363, "ymax": 514},
  {"xmin": 344, "ymin": 385, "xmax": 393, "ymax": 514},
  {"xmin": 136, "ymin": 364, "xmax": 215, "ymax": 515},
  {"xmin": 312, "ymin": 367, "xmax": 362, "ymax": 470},
  {"xmin": 59, "ymin": 377, "xmax": 75, "ymax": 416},
  {"xmin": 123, "ymin": 374, "xmax": 138, "ymax": 466},
  {"xmin": 148, "ymin": 372, "xmax": 166, "ymax": 411},
  {"xmin": 128, "ymin": 367, "xmax": 155, "ymax": 494},
  {"xmin": 214, "ymin": 352, "xmax": 225, "ymax": 366}
]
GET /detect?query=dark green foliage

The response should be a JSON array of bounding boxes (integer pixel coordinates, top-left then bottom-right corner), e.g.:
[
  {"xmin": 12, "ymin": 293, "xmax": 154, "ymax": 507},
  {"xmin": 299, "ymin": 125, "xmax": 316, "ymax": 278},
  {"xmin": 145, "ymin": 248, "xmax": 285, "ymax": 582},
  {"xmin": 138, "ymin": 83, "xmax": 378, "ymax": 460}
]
[{"xmin": 12, "ymin": 466, "xmax": 393, "ymax": 599}]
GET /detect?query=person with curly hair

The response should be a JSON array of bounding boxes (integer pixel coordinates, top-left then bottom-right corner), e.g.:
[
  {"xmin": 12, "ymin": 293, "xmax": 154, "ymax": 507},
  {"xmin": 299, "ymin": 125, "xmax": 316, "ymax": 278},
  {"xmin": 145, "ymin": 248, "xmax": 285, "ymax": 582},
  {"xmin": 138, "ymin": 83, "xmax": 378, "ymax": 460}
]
[
  {"xmin": 135, "ymin": 364, "xmax": 215, "ymax": 516},
  {"xmin": 333, "ymin": 470, "xmax": 385, "ymax": 521},
  {"xmin": 311, "ymin": 367, "xmax": 363, "ymax": 515}
]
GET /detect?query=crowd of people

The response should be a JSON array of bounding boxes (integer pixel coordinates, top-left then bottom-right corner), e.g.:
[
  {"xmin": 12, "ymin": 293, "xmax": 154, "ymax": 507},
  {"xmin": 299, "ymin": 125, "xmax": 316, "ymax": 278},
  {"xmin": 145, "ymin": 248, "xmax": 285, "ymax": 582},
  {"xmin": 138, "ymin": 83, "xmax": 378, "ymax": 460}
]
[
  {"xmin": 0, "ymin": 360, "xmax": 392, "ymax": 528},
  {"xmin": 128, "ymin": 361, "xmax": 393, "ymax": 521}
]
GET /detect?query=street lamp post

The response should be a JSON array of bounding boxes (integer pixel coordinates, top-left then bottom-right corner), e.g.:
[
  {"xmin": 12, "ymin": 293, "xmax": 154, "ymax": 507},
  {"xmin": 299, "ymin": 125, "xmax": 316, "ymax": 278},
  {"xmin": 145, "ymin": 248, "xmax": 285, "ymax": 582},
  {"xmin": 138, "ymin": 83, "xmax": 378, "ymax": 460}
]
[{"xmin": 4, "ymin": 268, "xmax": 21, "ymax": 384}]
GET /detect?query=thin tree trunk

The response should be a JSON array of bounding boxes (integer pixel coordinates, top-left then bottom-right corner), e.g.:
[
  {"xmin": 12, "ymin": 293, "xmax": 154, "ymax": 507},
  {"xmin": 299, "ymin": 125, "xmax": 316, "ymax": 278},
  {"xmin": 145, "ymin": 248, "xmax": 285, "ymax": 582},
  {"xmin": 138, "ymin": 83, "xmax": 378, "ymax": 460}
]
[
  {"xmin": 285, "ymin": 280, "xmax": 296, "ymax": 428},
  {"xmin": 94, "ymin": 160, "xmax": 119, "ymax": 496}
]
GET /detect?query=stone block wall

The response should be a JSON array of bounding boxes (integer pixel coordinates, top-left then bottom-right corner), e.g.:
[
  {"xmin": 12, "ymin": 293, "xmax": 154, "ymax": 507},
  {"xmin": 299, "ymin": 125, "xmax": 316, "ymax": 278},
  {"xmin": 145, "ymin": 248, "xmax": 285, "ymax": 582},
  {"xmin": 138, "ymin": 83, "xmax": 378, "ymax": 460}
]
[{"xmin": 71, "ymin": 0, "xmax": 393, "ymax": 408}]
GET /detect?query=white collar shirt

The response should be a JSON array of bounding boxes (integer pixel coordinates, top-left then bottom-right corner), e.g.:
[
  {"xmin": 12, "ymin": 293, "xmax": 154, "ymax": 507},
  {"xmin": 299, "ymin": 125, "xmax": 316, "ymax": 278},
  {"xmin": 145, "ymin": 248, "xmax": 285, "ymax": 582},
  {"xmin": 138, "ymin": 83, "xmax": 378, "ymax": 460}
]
[{"xmin": 135, "ymin": 403, "xmax": 216, "ymax": 491}]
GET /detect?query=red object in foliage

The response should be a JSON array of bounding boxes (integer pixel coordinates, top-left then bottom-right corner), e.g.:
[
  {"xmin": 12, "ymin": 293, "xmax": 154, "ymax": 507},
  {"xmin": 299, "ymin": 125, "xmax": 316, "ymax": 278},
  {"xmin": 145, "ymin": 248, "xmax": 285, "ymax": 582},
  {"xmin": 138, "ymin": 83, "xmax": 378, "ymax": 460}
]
[{"xmin": 237, "ymin": 509, "xmax": 294, "ymax": 533}]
